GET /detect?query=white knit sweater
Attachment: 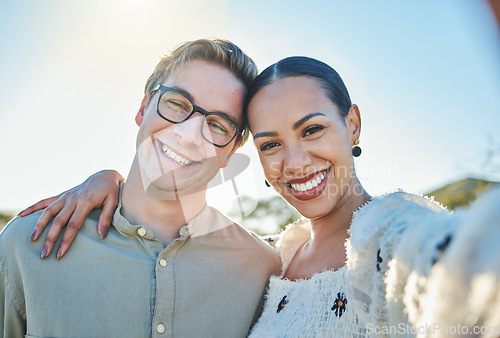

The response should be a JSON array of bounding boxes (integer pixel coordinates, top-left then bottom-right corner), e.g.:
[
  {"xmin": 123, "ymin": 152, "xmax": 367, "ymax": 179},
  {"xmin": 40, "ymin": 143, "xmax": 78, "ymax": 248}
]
[{"xmin": 249, "ymin": 187, "xmax": 500, "ymax": 337}]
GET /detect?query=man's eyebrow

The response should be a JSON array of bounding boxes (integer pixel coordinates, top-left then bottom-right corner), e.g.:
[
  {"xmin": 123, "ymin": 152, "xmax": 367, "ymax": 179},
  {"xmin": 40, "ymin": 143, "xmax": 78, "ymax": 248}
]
[
  {"xmin": 293, "ymin": 112, "xmax": 326, "ymax": 130},
  {"xmin": 170, "ymin": 86, "xmax": 193, "ymax": 100},
  {"xmin": 170, "ymin": 85, "xmax": 237, "ymax": 122},
  {"xmin": 253, "ymin": 131, "xmax": 279, "ymax": 139}
]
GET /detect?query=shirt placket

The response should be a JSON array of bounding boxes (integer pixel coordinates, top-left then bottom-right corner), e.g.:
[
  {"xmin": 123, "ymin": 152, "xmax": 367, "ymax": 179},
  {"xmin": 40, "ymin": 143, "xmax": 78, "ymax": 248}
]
[{"xmin": 152, "ymin": 232, "xmax": 189, "ymax": 337}]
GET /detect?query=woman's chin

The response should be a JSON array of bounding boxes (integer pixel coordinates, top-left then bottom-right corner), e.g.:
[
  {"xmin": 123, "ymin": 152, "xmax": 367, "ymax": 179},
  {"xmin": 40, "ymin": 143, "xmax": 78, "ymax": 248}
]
[
  {"xmin": 284, "ymin": 201, "xmax": 323, "ymax": 220},
  {"xmin": 284, "ymin": 193, "xmax": 342, "ymax": 221}
]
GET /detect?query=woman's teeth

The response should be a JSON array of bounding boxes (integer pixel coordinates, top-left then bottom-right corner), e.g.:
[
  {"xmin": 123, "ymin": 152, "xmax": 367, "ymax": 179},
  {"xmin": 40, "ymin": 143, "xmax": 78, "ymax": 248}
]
[
  {"xmin": 161, "ymin": 144, "xmax": 191, "ymax": 166},
  {"xmin": 290, "ymin": 171, "xmax": 327, "ymax": 192}
]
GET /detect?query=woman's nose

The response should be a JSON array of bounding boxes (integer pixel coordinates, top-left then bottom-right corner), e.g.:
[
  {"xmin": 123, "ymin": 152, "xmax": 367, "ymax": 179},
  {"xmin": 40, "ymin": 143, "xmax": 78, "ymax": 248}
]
[{"xmin": 283, "ymin": 146, "xmax": 312, "ymax": 177}]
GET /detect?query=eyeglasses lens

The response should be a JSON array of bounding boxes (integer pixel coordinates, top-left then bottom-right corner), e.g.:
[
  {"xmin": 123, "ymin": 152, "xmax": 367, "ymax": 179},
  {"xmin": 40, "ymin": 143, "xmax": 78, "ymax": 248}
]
[{"xmin": 158, "ymin": 90, "xmax": 237, "ymax": 147}]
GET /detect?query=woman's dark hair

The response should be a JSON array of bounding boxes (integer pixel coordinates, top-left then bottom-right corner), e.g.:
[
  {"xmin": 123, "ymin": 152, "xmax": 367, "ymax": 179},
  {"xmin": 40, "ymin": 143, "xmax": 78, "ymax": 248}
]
[{"xmin": 243, "ymin": 56, "xmax": 352, "ymax": 127}]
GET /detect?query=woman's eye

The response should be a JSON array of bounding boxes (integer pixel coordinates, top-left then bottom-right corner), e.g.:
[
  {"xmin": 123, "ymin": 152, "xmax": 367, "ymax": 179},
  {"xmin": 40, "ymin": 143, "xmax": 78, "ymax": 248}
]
[
  {"xmin": 303, "ymin": 125, "xmax": 324, "ymax": 136},
  {"xmin": 259, "ymin": 141, "xmax": 279, "ymax": 152}
]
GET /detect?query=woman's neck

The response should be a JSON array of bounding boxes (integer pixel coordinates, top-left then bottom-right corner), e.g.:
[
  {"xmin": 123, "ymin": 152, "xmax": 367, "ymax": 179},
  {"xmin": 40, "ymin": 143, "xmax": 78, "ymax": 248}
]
[
  {"xmin": 283, "ymin": 180, "xmax": 370, "ymax": 280},
  {"xmin": 310, "ymin": 178, "xmax": 370, "ymax": 243}
]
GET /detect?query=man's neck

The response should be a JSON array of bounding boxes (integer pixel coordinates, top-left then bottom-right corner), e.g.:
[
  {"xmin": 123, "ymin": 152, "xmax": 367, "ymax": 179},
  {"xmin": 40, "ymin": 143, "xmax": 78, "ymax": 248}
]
[{"xmin": 121, "ymin": 162, "xmax": 207, "ymax": 246}]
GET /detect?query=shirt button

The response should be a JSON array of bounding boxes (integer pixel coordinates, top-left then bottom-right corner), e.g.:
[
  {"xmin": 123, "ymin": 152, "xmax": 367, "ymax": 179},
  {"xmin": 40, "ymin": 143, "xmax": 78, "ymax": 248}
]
[
  {"xmin": 137, "ymin": 227, "xmax": 146, "ymax": 237},
  {"xmin": 157, "ymin": 323, "xmax": 165, "ymax": 334},
  {"xmin": 159, "ymin": 259, "xmax": 167, "ymax": 267}
]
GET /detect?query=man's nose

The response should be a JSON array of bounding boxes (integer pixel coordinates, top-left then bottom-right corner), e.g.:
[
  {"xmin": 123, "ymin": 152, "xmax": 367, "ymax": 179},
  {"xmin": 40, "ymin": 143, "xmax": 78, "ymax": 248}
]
[{"xmin": 173, "ymin": 113, "xmax": 204, "ymax": 146}]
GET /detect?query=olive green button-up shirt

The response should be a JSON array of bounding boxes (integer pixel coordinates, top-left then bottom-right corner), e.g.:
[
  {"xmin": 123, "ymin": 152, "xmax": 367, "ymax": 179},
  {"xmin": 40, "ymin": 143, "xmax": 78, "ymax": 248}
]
[{"xmin": 0, "ymin": 201, "xmax": 281, "ymax": 337}]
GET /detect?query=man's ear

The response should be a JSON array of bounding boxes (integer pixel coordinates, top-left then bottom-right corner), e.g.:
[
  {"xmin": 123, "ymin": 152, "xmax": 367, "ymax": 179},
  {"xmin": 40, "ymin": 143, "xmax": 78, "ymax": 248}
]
[
  {"xmin": 346, "ymin": 104, "xmax": 361, "ymax": 145},
  {"xmin": 135, "ymin": 95, "xmax": 148, "ymax": 127},
  {"xmin": 220, "ymin": 137, "xmax": 242, "ymax": 168}
]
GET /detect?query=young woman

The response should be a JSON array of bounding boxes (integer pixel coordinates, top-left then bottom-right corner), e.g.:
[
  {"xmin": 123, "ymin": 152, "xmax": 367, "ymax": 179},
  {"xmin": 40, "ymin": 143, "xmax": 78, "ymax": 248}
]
[{"xmin": 20, "ymin": 57, "xmax": 500, "ymax": 336}]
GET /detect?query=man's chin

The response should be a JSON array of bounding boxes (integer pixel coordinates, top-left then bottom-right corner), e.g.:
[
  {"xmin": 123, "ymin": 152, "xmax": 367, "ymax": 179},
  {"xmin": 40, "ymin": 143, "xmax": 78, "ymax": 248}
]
[
  {"xmin": 145, "ymin": 183, "xmax": 179, "ymax": 200},
  {"xmin": 138, "ymin": 156, "xmax": 220, "ymax": 200},
  {"xmin": 143, "ymin": 176, "xmax": 208, "ymax": 201}
]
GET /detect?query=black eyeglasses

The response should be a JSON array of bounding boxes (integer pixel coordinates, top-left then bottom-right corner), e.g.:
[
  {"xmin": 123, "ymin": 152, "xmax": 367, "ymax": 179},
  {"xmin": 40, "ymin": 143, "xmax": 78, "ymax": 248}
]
[{"xmin": 151, "ymin": 85, "xmax": 241, "ymax": 147}]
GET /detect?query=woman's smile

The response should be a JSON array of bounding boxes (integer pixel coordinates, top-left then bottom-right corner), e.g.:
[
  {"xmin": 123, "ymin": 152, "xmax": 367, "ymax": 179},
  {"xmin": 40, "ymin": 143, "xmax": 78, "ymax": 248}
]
[{"xmin": 285, "ymin": 168, "xmax": 330, "ymax": 201}]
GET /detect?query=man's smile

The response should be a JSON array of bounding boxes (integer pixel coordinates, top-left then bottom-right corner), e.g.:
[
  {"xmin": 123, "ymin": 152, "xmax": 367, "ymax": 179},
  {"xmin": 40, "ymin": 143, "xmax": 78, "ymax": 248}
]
[{"xmin": 157, "ymin": 141, "xmax": 195, "ymax": 166}]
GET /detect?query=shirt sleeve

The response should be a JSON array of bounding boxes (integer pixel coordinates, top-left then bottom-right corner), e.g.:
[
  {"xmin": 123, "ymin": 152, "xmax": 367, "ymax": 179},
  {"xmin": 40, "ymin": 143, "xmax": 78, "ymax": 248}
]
[{"xmin": 0, "ymin": 254, "xmax": 26, "ymax": 337}]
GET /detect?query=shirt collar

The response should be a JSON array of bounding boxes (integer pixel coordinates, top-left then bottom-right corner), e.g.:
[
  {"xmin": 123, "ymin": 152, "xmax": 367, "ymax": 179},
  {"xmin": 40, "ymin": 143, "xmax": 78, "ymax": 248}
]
[
  {"xmin": 185, "ymin": 204, "xmax": 234, "ymax": 238},
  {"xmin": 112, "ymin": 184, "xmax": 235, "ymax": 240},
  {"xmin": 111, "ymin": 186, "xmax": 155, "ymax": 239}
]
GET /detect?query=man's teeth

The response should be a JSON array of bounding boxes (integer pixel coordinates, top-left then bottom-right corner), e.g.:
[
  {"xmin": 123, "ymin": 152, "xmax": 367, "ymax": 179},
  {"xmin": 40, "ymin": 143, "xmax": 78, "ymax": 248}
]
[
  {"xmin": 161, "ymin": 144, "xmax": 191, "ymax": 166},
  {"xmin": 290, "ymin": 171, "xmax": 327, "ymax": 192}
]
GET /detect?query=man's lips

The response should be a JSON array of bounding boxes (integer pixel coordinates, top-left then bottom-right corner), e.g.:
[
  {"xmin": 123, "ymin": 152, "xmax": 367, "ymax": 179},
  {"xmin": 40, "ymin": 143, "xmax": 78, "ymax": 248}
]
[
  {"xmin": 157, "ymin": 141, "xmax": 196, "ymax": 166},
  {"xmin": 285, "ymin": 169, "xmax": 329, "ymax": 192}
]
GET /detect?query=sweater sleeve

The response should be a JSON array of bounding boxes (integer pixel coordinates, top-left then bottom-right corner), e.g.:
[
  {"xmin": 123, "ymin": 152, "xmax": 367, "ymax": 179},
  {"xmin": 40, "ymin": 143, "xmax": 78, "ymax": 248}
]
[
  {"xmin": 346, "ymin": 191, "xmax": 448, "ymax": 330},
  {"xmin": 386, "ymin": 186, "xmax": 500, "ymax": 337}
]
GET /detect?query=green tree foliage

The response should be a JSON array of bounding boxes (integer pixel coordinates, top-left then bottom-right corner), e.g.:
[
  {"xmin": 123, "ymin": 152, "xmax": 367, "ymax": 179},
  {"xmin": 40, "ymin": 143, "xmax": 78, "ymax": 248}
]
[
  {"xmin": 427, "ymin": 178, "xmax": 499, "ymax": 210},
  {"xmin": 228, "ymin": 195, "xmax": 301, "ymax": 235},
  {"xmin": 0, "ymin": 212, "xmax": 15, "ymax": 231}
]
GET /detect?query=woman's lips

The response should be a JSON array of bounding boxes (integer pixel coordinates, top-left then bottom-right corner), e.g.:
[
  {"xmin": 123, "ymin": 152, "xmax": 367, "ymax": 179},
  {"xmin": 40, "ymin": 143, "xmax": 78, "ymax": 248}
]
[{"xmin": 285, "ymin": 169, "xmax": 330, "ymax": 201}]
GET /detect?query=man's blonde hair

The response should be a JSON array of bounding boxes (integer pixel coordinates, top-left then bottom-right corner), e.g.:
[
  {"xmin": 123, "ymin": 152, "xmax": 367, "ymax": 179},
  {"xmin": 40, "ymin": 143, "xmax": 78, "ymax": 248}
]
[{"xmin": 144, "ymin": 38, "xmax": 258, "ymax": 146}]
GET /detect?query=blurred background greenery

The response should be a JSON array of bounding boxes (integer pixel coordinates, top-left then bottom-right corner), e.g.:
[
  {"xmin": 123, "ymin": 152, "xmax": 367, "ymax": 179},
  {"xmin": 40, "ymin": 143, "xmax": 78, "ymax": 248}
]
[{"xmin": 0, "ymin": 213, "xmax": 13, "ymax": 231}]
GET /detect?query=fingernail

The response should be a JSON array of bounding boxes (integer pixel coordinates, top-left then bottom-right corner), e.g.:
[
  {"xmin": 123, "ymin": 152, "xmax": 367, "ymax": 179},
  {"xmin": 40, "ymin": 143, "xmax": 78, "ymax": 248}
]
[
  {"xmin": 29, "ymin": 231, "xmax": 37, "ymax": 242},
  {"xmin": 18, "ymin": 211, "xmax": 25, "ymax": 217},
  {"xmin": 98, "ymin": 225, "xmax": 104, "ymax": 239},
  {"xmin": 40, "ymin": 246, "xmax": 49, "ymax": 259},
  {"xmin": 101, "ymin": 227, "xmax": 108, "ymax": 239},
  {"xmin": 56, "ymin": 247, "xmax": 63, "ymax": 260}
]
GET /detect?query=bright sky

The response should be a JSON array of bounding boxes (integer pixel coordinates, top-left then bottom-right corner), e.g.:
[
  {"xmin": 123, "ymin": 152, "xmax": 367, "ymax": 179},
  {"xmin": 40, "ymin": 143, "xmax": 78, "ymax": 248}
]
[{"xmin": 1, "ymin": 0, "xmax": 499, "ymax": 224}]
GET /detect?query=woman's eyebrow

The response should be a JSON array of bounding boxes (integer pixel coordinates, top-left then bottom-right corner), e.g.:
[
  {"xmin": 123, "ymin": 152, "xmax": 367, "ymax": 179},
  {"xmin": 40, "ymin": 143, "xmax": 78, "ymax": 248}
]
[
  {"xmin": 293, "ymin": 112, "xmax": 325, "ymax": 130},
  {"xmin": 253, "ymin": 112, "xmax": 326, "ymax": 139},
  {"xmin": 253, "ymin": 131, "xmax": 278, "ymax": 139}
]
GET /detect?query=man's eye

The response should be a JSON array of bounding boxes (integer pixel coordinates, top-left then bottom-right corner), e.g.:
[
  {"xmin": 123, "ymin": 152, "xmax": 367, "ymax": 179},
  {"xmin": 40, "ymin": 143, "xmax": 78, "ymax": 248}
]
[
  {"xmin": 259, "ymin": 141, "xmax": 279, "ymax": 151},
  {"xmin": 207, "ymin": 121, "xmax": 228, "ymax": 135},
  {"xmin": 166, "ymin": 99, "xmax": 189, "ymax": 111},
  {"xmin": 303, "ymin": 125, "xmax": 324, "ymax": 136}
]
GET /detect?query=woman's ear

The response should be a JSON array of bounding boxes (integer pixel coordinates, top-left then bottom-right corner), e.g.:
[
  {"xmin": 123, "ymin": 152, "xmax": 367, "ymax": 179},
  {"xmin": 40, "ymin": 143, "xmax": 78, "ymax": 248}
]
[
  {"xmin": 135, "ymin": 95, "xmax": 148, "ymax": 127},
  {"xmin": 346, "ymin": 104, "xmax": 361, "ymax": 144}
]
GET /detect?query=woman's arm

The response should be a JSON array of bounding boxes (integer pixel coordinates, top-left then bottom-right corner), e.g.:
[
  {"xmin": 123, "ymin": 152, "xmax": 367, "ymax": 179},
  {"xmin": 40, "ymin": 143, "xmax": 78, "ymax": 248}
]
[
  {"xmin": 19, "ymin": 170, "xmax": 124, "ymax": 259},
  {"xmin": 385, "ymin": 187, "xmax": 500, "ymax": 332}
]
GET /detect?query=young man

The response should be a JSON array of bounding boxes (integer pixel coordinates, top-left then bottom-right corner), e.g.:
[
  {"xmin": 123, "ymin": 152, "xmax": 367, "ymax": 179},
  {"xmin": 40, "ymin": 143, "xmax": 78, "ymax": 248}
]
[{"xmin": 0, "ymin": 39, "xmax": 281, "ymax": 337}]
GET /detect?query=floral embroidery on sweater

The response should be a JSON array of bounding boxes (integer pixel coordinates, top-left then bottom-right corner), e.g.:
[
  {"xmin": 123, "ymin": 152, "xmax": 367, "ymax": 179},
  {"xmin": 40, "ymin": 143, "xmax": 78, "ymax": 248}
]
[
  {"xmin": 277, "ymin": 295, "xmax": 288, "ymax": 313},
  {"xmin": 331, "ymin": 292, "xmax": 348, "ymax": 317}
]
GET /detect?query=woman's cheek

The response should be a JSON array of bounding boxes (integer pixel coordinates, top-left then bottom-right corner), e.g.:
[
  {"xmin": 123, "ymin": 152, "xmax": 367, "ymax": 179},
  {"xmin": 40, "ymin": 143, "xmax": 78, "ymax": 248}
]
[{"xmin": 265, "ymin": 159, "xmax": 281, "ymax": 181}]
